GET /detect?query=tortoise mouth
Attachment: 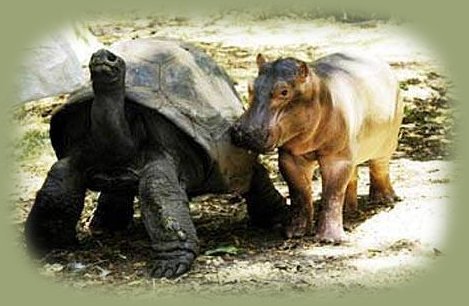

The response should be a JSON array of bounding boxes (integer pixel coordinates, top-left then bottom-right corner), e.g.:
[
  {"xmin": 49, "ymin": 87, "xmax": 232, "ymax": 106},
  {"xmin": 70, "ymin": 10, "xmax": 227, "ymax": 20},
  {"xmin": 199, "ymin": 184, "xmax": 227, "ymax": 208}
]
[
  {"xmin": 89, "ymin": 49, "xmax": 125, "ymax": 84},
  {"xmin": 90, "ymin": 63, "xmax": 121, "ymax": 83}
]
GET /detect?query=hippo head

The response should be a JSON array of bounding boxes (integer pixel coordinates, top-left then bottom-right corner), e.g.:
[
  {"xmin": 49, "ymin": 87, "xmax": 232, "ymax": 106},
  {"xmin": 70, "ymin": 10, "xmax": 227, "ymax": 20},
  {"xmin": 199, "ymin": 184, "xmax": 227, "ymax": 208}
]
[
  {"xmin": 89, "ymin": 49, "xmax": 126, "ymax": 90},
  {"xmin": 232, "ymin": 54, "xmax": 319, "ymax": 153}
]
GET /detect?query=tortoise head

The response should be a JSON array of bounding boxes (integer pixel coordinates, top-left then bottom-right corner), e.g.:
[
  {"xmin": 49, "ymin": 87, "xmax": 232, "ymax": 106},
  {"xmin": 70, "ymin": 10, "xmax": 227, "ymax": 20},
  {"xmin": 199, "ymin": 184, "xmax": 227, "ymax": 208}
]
[{"xmin": 89, "ymin": 49, "xmax": 126, "ymax": 89}]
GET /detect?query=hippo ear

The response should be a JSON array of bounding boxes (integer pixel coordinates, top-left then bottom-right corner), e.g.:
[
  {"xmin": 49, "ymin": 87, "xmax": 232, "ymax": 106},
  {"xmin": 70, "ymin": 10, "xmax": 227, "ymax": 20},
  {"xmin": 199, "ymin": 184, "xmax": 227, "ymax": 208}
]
[
  {"xmin": 297, "ymin": 61, "xmax": 309, "ymax": 82},
  {"xmin": 256, "ymin": 53, "xmax": 267, "ymax": 70},
  {"xmin": 247, "ymin": 81, "xmax": 254, "ymax": 105}
]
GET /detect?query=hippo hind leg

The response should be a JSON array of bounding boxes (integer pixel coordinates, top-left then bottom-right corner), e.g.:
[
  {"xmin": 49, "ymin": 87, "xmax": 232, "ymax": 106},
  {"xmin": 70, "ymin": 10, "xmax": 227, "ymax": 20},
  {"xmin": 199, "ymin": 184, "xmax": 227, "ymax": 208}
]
[
  {"xmin": 344, "ymin": 166, "xmax": 358, "ymax": 213},
  {"xmin": 369, "ymin": 157, "xmax": 401, "ymax": 204},
  {"xmin": 89, "ymin": 191, "xmax": 135, "ymax": 234}
]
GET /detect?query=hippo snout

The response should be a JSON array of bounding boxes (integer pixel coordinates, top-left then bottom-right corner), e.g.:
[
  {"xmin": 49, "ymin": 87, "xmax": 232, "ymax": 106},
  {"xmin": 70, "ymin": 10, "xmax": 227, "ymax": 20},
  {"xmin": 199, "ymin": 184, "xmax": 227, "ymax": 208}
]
[{"xmin": 230, "ymin": 122, "xmax": 272, "ymax": 154}]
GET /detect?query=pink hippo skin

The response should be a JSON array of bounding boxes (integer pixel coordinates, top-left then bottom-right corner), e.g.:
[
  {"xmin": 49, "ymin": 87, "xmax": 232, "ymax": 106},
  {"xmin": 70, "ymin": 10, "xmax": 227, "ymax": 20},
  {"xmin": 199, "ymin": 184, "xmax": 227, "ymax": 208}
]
[{"xmin": 232, "ymin": 52, "xmax": 403, "ymax": 243}]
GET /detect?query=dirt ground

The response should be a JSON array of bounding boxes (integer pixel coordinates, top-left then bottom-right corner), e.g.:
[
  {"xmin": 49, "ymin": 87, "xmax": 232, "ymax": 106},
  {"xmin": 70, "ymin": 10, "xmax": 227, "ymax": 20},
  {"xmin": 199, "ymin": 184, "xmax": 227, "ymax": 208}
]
[{"xmin": 10, "ymin": 11, "xmax": 454, "ymax": 297}]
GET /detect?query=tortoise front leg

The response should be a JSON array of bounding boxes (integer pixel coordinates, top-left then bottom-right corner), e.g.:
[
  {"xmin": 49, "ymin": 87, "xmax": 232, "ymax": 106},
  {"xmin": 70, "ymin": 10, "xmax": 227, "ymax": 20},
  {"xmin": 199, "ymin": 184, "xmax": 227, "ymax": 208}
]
[
  {"xmin": 243, "ymin": 162, "xmax": 288, "ymax": 228},
  {"xmin": 89, "ymin": 191, "xmax": 135, "ymax": 233},
  {"xmin": 25, "ymin": 157, "xmax": 85, "ymax": 254},
  {"xmin": 139, "ymin": 155, "xmax": 198, "ymax": 278}
]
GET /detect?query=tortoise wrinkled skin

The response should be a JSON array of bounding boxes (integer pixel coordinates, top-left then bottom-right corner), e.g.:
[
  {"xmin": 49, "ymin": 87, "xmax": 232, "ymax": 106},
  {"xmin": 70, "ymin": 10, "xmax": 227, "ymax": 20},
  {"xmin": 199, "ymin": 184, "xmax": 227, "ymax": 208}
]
[{"xmin": 24, "ymin": 39, "xmax": 287, "ymax": 279}]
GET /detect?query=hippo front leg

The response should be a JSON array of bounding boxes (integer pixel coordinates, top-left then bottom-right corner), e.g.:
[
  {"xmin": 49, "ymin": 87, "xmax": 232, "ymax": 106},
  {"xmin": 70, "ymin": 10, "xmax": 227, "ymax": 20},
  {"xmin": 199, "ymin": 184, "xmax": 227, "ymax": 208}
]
[
  {"xmin": 139, "ymin": 155, "xmax": 198, "ymax": 278},
  {"xmin": 279, "ymin": 150, "xmax": 317, "ymax": 238},
  {"xmin": 316, "ymin": 156, "xmax": 354, "ymax": 243}
]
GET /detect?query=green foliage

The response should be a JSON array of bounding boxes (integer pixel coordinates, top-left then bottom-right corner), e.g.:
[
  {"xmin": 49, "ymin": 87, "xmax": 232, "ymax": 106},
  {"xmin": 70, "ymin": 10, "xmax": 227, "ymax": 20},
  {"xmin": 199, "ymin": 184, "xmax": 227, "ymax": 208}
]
[{"xmin": 15, "ymin": 129, "xmax": 50, "ymax": 161}]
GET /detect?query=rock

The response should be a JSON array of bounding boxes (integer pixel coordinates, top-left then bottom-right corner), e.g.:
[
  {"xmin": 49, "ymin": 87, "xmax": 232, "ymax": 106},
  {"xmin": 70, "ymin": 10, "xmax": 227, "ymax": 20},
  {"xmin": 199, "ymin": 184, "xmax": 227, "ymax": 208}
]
[{"xmin": 18, "ymin": 24, "xmax": 103, "ymax": 103}]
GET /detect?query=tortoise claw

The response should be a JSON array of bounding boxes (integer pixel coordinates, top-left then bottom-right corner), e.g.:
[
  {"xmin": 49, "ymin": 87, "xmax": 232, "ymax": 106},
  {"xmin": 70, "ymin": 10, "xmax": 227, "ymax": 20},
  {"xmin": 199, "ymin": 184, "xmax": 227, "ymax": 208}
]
[{"xmin": 150, "ymin": 250, "xmax": 195, "ymax": 279}]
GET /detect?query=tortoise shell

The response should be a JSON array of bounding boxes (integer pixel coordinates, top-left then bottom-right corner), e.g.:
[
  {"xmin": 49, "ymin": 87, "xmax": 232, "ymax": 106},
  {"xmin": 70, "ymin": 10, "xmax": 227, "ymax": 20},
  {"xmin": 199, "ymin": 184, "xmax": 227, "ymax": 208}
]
[{"xmin": 50, "ymin": 38, "xmax": 255, "ymax": 192}]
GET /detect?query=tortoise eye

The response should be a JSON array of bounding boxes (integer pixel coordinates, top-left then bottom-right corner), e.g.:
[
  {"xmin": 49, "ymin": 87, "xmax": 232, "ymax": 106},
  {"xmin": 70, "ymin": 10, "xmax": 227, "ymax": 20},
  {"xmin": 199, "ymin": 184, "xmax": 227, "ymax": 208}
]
[{"xmin": 280, "ymin": 89, "xmax": 288, "ymax": 97}]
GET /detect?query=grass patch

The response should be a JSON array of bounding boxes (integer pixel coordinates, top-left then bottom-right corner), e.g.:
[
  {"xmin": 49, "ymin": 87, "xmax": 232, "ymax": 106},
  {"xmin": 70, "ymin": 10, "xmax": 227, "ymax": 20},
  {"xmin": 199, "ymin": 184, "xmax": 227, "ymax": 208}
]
[{"xmin": 15, "ymin": 129, "xmax": 50, "ymax": 162}]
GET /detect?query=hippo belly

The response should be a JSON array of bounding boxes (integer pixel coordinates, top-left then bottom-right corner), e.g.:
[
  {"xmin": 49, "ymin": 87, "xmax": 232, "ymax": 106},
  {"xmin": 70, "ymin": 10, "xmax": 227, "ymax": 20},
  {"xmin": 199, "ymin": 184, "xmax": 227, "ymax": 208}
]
[{"xmin": 355, "ymin": 115, "xmax": 403, "ymax": 164}]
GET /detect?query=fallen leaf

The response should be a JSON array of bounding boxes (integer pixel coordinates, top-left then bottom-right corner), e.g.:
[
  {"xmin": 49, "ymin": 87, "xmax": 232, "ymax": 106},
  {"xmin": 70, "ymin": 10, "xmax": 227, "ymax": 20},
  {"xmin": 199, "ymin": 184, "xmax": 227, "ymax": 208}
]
[{"xmin": 205, "ymin": 245, "xmax": 241, "ymax": 256}]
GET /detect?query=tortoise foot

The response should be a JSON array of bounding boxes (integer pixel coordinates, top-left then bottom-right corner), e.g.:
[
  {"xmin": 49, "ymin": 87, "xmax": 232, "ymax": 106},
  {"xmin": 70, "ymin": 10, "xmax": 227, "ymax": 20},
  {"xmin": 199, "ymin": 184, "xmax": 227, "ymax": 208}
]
[{"xmin": 150, "ymin": 249, "xmax": 195, "ymax": 279}]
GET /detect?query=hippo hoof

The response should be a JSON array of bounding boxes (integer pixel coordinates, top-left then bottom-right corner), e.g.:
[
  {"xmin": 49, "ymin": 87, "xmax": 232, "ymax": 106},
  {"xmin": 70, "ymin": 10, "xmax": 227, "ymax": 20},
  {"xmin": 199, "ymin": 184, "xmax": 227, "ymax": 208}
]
[
  {"xmin": 284, "ymin": 226, "xmax": 306, "ymax": 239},
  {"xmin": 314, "ymin": 230, "xmax": 349, "ymax": 245},
  {"xmin": 370, "ymin": 192, "xmax": 401, "ymax": 204},
  {"xmin": 344, "ymin": 199, "xmax": 358, "ymax": 213},
  {"xmin": 284, "ymin": 218, "xmax": 311, "ymax": 239},
  {"xmin": 150, "ymin": 250, "xmax": 195, "ymax": 279}
]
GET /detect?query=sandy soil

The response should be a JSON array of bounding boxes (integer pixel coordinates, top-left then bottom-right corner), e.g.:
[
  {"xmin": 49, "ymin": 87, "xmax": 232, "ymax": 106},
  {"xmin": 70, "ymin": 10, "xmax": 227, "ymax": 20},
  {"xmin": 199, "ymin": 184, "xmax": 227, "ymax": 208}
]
[{"xmin": 11, "ymin": 12, "xmax": 454, "ymax": 297}]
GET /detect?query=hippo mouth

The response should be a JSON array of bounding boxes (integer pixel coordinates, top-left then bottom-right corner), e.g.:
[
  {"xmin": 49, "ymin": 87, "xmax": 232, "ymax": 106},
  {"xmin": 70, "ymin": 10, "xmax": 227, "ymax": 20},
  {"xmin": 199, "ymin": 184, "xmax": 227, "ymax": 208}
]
[{"xmin": 231, "ymin": 125, "xmax": 278, "ymax": 154}]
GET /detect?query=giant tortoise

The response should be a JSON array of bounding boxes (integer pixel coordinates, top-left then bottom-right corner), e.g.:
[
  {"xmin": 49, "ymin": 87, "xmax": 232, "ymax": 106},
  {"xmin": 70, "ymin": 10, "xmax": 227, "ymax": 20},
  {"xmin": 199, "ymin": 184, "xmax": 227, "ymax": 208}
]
[{"xmin": 25, "ymin": 38, "xmax": 286, "ymax": 278}]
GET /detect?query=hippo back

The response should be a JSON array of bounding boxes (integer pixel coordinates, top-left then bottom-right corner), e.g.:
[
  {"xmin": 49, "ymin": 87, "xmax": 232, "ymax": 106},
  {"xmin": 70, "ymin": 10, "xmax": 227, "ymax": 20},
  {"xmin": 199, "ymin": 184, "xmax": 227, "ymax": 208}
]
[{"xmin": 313, "ymin": 52, "xmax": 403, "ymax": 162}]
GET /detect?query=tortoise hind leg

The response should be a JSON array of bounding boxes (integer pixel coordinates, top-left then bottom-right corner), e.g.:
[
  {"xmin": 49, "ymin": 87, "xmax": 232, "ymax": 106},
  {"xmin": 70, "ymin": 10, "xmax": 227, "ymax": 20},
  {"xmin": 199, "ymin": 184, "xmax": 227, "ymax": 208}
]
[
  {"xmin": 243, "ymin": 163, "xmax": 288, "ymax": 228},
  {"xmin": 89, "ymin": 191, "xmax": 135, "ymax": 234},
  {"xmin": 139, "ymin": 155, "xmax": 198, "ymax": 278},
  {"xmin": 25, "ymin": 158, "xmax": 85, "ymax": 255}
]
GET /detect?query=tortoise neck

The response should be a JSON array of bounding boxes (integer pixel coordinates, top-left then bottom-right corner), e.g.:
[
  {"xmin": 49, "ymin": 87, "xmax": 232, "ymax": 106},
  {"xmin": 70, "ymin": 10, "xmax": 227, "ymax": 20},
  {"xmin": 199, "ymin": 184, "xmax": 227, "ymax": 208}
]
[
  {"xmin": 90, "ymin": 84, "xmax": 135, "ymax": 159},
  {"xmin": 92, "ymin": 85, "xmax": 126, "ymax": 109}
]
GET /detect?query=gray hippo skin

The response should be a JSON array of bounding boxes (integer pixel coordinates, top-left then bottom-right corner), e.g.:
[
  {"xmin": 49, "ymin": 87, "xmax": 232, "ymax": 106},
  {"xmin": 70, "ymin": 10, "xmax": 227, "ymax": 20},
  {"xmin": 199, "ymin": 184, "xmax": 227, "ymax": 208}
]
[{"xmin": 25, "ymin": 38, "xmax": 286, "ymax": 278}]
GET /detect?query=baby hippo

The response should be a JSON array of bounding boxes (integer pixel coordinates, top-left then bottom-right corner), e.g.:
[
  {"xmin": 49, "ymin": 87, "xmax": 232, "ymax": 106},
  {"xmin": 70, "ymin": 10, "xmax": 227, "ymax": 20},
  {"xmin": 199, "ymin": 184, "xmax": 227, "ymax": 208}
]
[{"xmin": 232, "ymin": 52, "xmax": 403, "ymax": 242}]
